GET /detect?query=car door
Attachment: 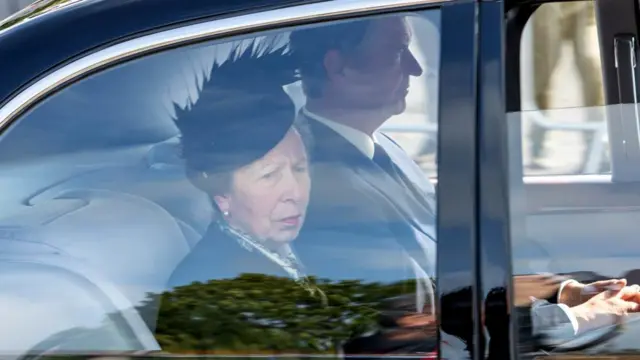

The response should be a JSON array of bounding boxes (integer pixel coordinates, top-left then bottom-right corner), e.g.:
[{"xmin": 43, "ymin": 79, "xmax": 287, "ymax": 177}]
[
  {"xmin": 0, "ymin": 0, "xmax": 480, "ymax": 358},
  {"xmin": 481, "ymin": 0, "xmax": 640, "ymax": 358}
]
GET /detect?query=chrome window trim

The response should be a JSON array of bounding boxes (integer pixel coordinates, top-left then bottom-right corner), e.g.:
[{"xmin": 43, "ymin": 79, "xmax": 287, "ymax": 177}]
[{"xmin": 0, "ymin": 0, "xmax": 447, "ymax": 130}]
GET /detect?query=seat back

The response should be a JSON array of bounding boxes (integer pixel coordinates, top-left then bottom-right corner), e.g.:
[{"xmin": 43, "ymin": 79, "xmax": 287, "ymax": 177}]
[
  {"xmin": 0, "ymin": 189, "xmax": 190, "ymax": 309},
  {"xmin": 27, "ymin": 138, "xmax": 213, "ymax": 247},
  {"xmin": 0, "ymin": 252, "xmax": 160, "ymax": 357}
]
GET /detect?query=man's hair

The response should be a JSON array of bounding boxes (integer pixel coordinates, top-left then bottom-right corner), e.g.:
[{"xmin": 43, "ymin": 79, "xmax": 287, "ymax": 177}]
[{"xmin": 289, "ymin": 19, "xmax": 373, "ymax": 98}]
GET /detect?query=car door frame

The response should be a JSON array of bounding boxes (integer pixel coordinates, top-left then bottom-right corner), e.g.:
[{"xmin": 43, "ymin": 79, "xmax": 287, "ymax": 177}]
[{"xmin": 437, "ymin": 0, "xmax": 483, "ymax": 357}]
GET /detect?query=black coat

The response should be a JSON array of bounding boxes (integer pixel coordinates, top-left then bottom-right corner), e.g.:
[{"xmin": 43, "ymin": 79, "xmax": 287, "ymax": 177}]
[
  {"xmin": 294, "ymin": 115, "xmax": 437, "ymax": 284},
  {"xmin": 167, "ymin": 224, "xmax": 292, "ymax": 288}
]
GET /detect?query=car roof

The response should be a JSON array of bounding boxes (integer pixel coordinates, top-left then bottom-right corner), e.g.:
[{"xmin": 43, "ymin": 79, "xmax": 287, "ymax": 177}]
[{"xmin": 0, "ymin": 0, "xmax": 324, "ymax": 105}]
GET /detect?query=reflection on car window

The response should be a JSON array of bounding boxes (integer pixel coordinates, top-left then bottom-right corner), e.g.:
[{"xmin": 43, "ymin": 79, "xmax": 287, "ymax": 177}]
[
  {"xmin": 0, "ymin": 10, "xmax": 441, "ymax": 358},
  {"xmin": 510, "ymin": 1, "xmax": 640, "ymax": 357},
  {"xmin": 519, "ymin": 1, "xmax": 609, "ymax": 176}
]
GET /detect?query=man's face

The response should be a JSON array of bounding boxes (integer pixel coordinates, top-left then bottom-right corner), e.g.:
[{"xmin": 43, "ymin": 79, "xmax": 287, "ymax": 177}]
[{"xmin": 336, "ymin": 16, "xmax": 423, "ymax": 116}]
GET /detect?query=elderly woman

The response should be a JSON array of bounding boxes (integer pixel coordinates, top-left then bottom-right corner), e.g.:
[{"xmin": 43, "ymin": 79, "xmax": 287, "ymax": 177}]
[{"xmin": 166, "ymin": 42, "xmax": 314, "ymax": 291}]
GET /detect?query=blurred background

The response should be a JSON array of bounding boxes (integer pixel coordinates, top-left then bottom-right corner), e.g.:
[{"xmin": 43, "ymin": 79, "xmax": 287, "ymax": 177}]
[{"xmin": 1, "ymin": 0, "xmax": 32, "ymax": 19}]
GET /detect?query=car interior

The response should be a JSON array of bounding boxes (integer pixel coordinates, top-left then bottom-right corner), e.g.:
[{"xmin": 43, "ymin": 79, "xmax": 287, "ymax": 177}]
[
  {"xmin": 506, "ymin": 0, "xmax": 640, "ymax": 352},
  {"xmin": 506, "ymin": 0, "xmax": 640, "ymax": 280},
  {"xmin": 0, "ymin": 42, "xmax": 226, "ymax": 352}
]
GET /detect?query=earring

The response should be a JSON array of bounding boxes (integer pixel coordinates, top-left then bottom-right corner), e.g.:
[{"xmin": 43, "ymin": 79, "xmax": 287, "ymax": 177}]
[{"xmin": 223, "ymin": 210, "xmax": 229, "ymax": 217}]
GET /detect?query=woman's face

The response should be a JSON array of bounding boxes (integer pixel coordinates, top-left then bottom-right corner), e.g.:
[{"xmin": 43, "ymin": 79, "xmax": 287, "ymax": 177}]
[{"xmin": 214, "ymin": 128, "xmax": 311, "ymax": 243}]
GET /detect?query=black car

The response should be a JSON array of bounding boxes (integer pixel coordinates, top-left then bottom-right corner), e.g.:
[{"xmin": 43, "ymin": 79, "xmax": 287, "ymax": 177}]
[{"xmin": 1, "ymin": 0, "xmax": 640, "ymax": 359}]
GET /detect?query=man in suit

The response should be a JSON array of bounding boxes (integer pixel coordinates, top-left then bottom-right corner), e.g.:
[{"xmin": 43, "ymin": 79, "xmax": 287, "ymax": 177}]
[
  {"xmin": 288, "ymin": 15, "xmax": 438, "ymax": 356},
  {"xmin": 289, "ymin": 13, "xmax": 435, "ymax": 302},
  {"xmin": 289, "ymin": 14, "xmax": 640, "ymax": 353}
]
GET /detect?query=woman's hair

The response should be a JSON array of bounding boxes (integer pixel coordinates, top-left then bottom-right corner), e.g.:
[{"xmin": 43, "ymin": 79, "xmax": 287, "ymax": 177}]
[{"xmin": 172, "ymin": 38, "xmax": 300, "ymax": 196}]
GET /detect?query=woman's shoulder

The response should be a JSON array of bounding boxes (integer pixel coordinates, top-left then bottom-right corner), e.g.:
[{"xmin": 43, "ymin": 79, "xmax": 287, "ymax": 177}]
[
  {"xmin": 166, "ymin": 226, "xmax": 241, "ymax": 288},
  {"xmin": 166, "ymin": 225, "xmax": 289, "ymax": 289}
]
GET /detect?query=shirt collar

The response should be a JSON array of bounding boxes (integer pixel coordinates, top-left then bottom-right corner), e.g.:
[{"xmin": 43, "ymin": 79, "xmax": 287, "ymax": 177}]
[{"xmin": 302, "ymin": 107, "xmax": 376, "ymax": 159}]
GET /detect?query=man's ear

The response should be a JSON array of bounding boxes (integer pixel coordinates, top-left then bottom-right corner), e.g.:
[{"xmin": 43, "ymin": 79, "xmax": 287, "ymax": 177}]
[{"xmin": 323, "ymin": 49, "xmax": 346, "ymax": 82}]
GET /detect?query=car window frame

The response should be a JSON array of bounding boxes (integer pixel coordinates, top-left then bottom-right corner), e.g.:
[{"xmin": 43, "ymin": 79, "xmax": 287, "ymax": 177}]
[
  {"xmin": 476, "ymin": 0, "xmax": 515, "ymax": 358},
  {"xmin": 436, "ymin": 1, "xmax": 482, "ymax": 358},
  {"xmin": 507, "ymin": 0, "xmax": 640, "ymax": 187},
  {"xmin": 0, "ymin": 0, "xmax": 448, "ymax": 130},
  {"xmin": 0, "ymin": 0, "xmax": 485, "ymax": 358}
]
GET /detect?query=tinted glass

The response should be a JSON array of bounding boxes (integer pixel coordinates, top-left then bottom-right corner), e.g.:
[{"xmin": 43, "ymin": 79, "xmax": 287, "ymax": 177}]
[
  {"xmin": 519, "ymin": 1, "xmax": 609, "ymax": 176},
  {"xmin": 0, "ymin": 10, "xmax": 441, "ymax": 359},
  {"xmin": 510, "ymin": 1, "xmax": 640, "ymax": 357}
]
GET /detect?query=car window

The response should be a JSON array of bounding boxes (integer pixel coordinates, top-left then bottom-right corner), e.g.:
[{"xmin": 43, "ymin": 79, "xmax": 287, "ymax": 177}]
[
  {"xmin": 509, "ymin": 0, "xmax": 640, "ymax": 356},
  {"xmin": 0, "ymin": 9, "xmax": 441, "ymax": 358},
  {"xmin": 0, "ymin": 0, "xmax": 31, "ymax": 21},
  {"xmin": 519, "ymin": 1, "xmax": 610, "ymax": 176}
]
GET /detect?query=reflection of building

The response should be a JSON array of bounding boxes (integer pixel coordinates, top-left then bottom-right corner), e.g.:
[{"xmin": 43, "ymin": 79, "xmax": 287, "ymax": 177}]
[{"xmin": 0, "ymin": 0, "xmax": 32, "ymax": 20}]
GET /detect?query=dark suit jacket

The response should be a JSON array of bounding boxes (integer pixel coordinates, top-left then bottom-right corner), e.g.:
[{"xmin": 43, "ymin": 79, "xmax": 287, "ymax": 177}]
[
  {"xmin": 294, "ymin": 115, "xmax": 438, "ymax": 356},
  {"xmin": 294, "ymin": 114, "xmax": 437, "ymax": 284}
]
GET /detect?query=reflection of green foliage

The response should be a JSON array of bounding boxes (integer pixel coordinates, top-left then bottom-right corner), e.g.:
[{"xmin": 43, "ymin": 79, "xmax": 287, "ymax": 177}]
[
  {"xmin": 0, "ymin": 0, "xmax": 73, "ymax": 31},
  {"xmin": 139, "ymin": 273, "xmax": 423, "ymax": 354},
  {"xmin": 19, "ymin": 273, "xmax": 432, "ymax": 357}
]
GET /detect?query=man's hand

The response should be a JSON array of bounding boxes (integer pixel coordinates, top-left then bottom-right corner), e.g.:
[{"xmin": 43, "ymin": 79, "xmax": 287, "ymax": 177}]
[
  {"xmin": 617, "ymin": 284, "xmax": 640, "ymax": 304},
  {"xmin": 560, "ymin": 278, "xmax": 626, "ymax": 307},
  {"xmin": 570, "ymin": 284, "xmax": 640, "ymax": 333}
]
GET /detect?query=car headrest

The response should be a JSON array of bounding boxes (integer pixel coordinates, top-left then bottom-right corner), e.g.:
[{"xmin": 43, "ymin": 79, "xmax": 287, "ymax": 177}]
[
  {"xmin": 0, "ymin": 189, "xmax": 190, "ymax": 306},
  {"xmin": 24, "ymin": 146, "xmax": 213, "ymax": 242},
  {"xmin": 145, "ymin": 137, "xmax": 183, "ymax": 167}
]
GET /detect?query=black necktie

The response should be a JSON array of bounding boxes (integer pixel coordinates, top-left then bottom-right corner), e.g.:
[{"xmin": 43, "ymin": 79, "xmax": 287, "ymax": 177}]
[
  {"xmin": 373, "ymin": 143, "xmax": 435, "ymax": 219},
  {"xmin": 373, "ymin": 143, "xmax": 403, "ymax": 182}
]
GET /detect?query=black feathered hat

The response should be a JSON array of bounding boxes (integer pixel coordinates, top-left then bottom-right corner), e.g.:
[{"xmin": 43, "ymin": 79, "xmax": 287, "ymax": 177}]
[{"xmin": 173, "ymin": 39, "xmax": 298, "ymax": 176}]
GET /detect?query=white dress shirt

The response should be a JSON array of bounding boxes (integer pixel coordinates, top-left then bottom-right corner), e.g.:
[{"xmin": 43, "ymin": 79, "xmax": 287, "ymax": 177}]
[{"xmin": 302, "ymin": 107, "xmax": 376, "ymax": 159}]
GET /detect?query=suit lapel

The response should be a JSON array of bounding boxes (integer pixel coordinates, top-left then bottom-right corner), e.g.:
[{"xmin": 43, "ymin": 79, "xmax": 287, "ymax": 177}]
[
  {"xmin": 302, "ymin": 115, "xmax": 435, "ymax": 246},
  {"xmin": 375, "ymin": 133, "xmax": 436, "ymax": 236},
  {"xmin": 299, "ymin": 113, "xmax": 437, "ymax": 305},
  {"xmin": 354, "ymin": 162, "xmax": 434, "ymax": 238},
  {"xmin": 376, "ymin": 132, "xmax": 437, "ymax": 199}
]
